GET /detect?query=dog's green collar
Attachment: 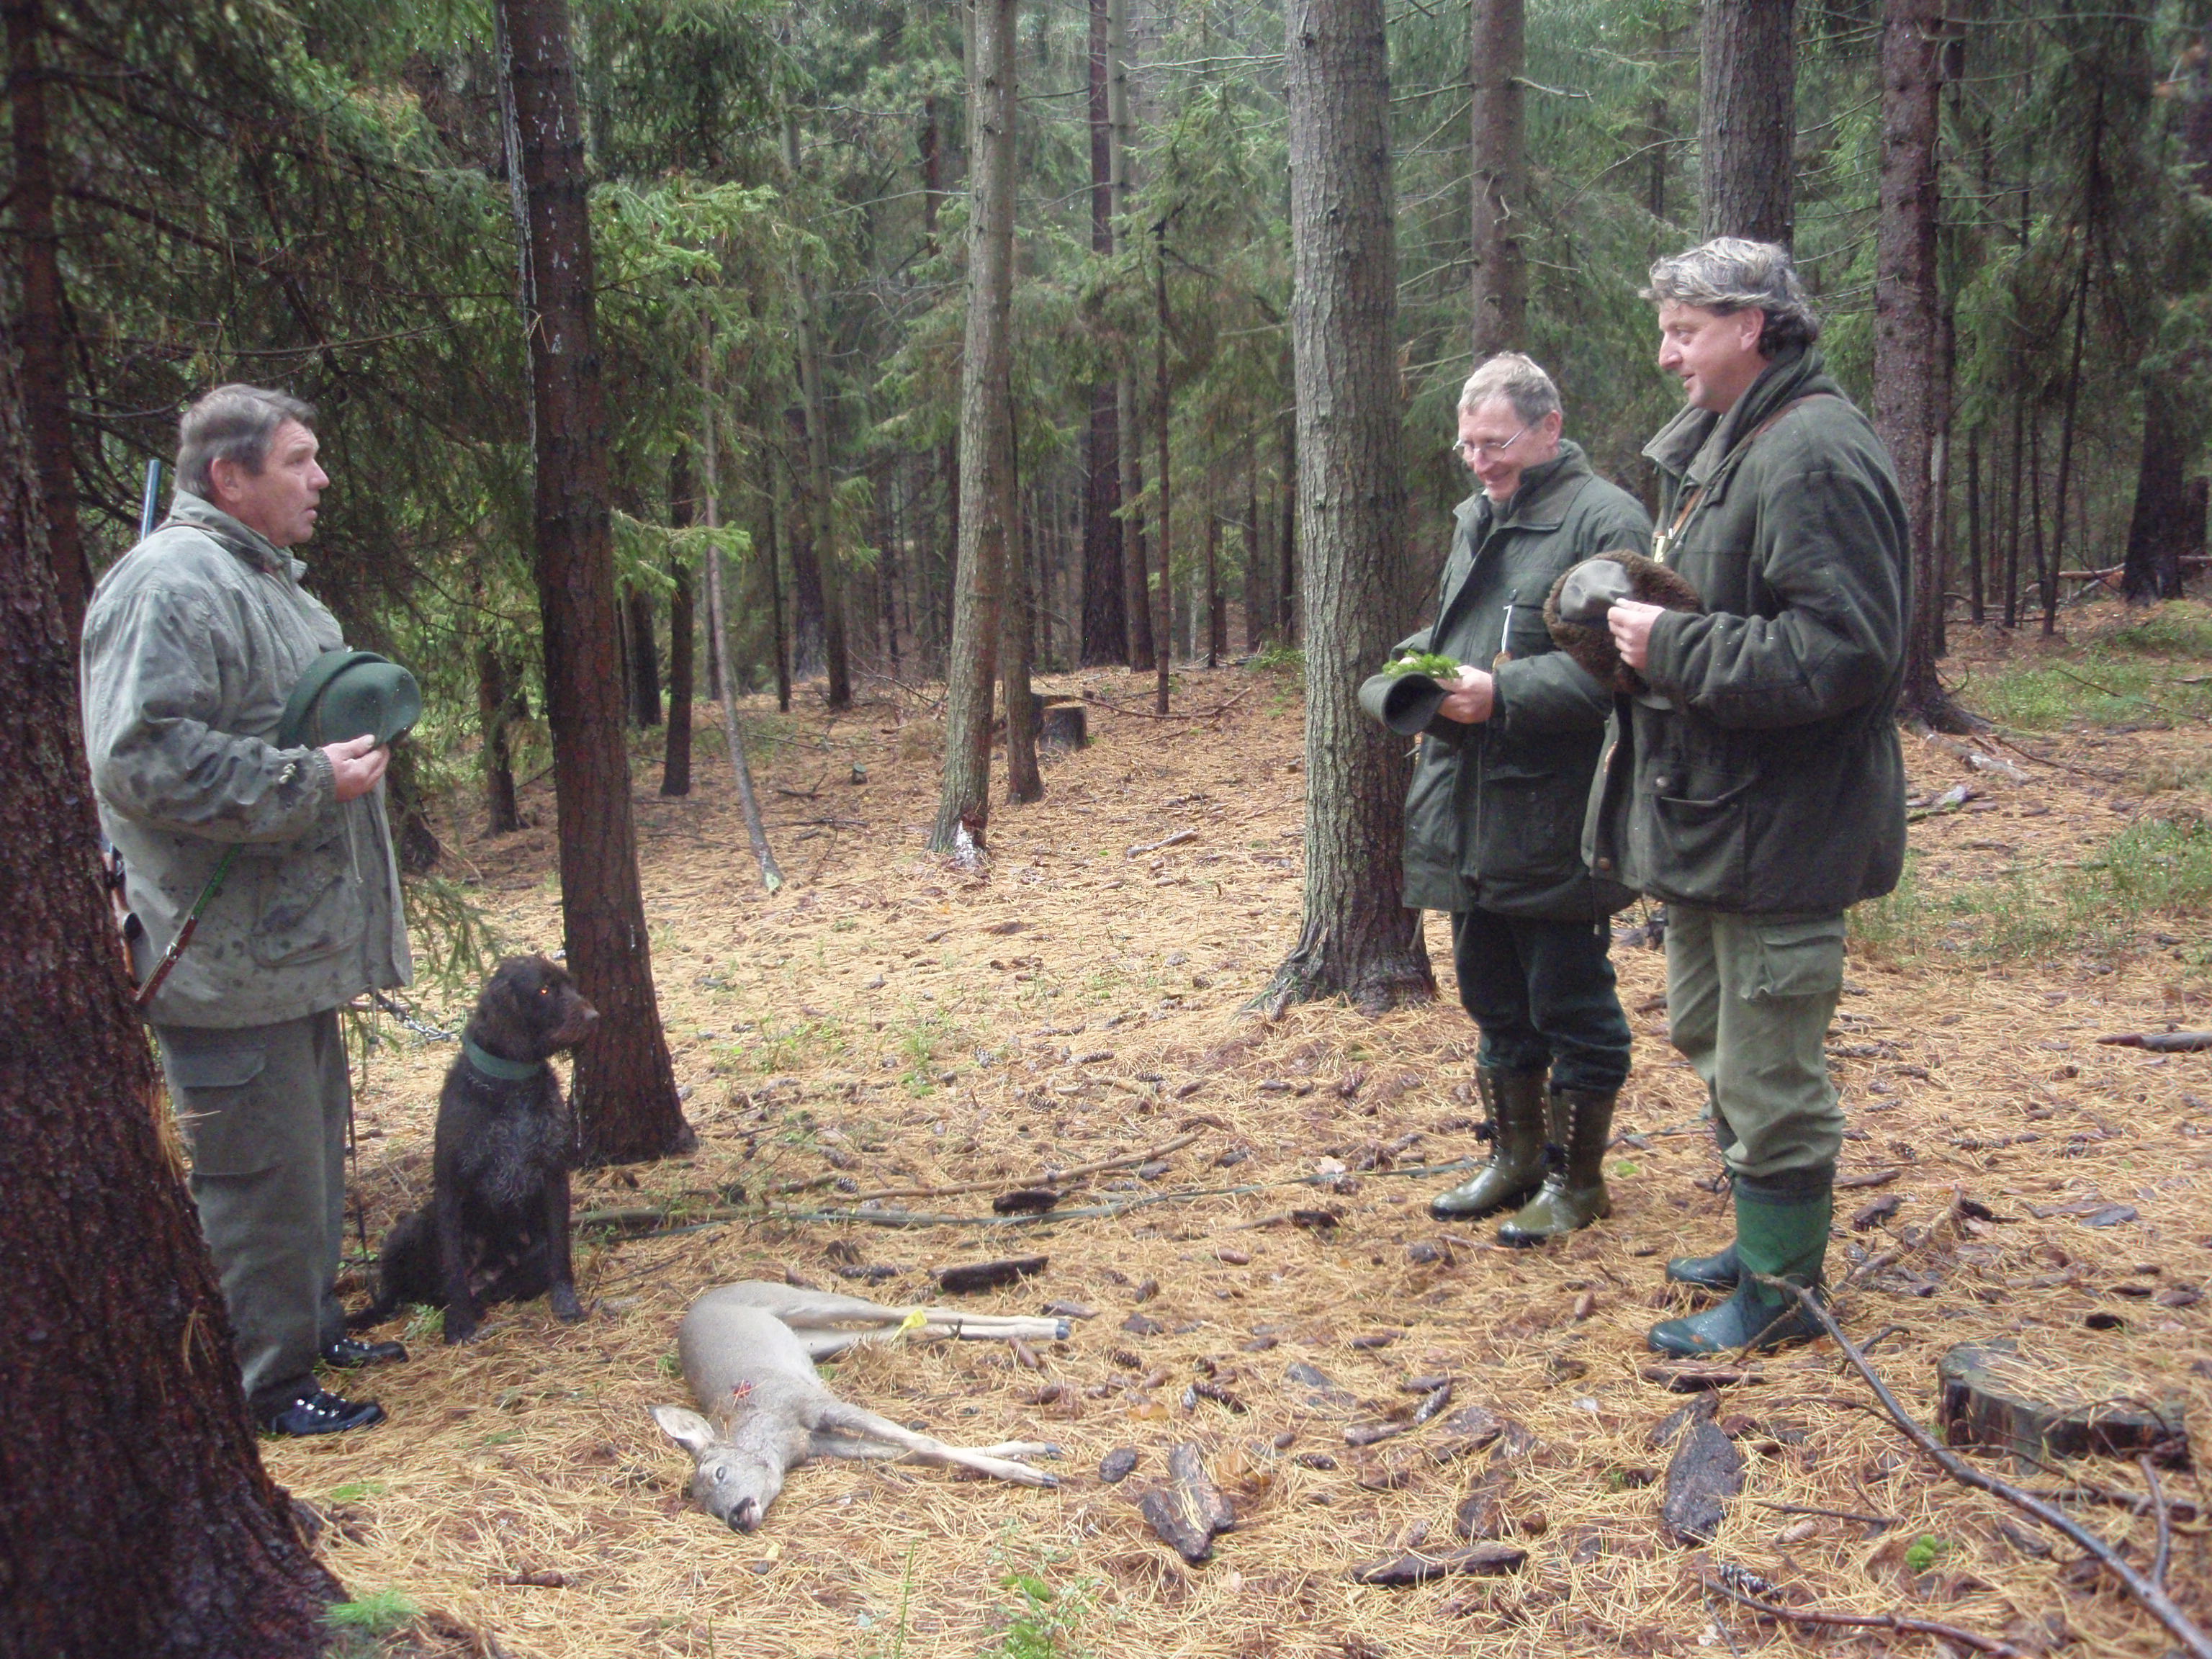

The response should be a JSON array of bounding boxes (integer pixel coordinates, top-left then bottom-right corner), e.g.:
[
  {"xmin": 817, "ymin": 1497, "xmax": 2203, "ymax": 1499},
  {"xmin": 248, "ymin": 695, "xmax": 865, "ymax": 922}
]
[{"xmin": 462, "ymin": 1037, "xmax": 544, "ymax": 1083}]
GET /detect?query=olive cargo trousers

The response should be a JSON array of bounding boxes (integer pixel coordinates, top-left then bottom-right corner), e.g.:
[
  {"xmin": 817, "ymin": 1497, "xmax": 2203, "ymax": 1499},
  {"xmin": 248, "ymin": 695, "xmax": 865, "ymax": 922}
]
[
  {"xmin": 1664, "ymin": 906, "xmax": 1846, "ymax": 1184},
  {"xmin": 153, "ymin": 1010, "xmax": 352, "ymax": 1415}
]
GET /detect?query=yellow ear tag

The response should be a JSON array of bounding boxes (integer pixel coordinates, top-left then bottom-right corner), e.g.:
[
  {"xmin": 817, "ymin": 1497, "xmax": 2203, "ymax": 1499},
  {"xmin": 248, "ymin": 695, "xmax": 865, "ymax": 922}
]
[{"xmin": 897, "ymin": 1308, "xmax": 930, "ymax": 1339}]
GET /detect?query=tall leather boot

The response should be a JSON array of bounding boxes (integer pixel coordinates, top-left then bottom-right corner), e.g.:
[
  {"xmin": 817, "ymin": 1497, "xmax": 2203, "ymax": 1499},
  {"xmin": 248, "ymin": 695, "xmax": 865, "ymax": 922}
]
[
  {"xmin": 1647, "ymin": 1167, "xmax": 1833, "ymax": 1357},
  {"xmin": 1496, "ymin": 1087, "xmax": 1615, "ymax": 1246},
  {"xmin": 1429, "ymin": 1068, "xmax": 1547, "ymax": 1220}
]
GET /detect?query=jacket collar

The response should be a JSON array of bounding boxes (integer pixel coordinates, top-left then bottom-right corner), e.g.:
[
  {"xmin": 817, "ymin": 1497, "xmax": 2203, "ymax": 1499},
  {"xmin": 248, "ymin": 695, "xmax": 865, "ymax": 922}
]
[
  {"xmin": 1454, "ymin": 441, "xmax": 1593, "ymax": 539},
  {"xmin": 163, "ymin": 490, "xmax": 299, "ymax": 578},
  {"xmin": 1642, "ymin": 347, "xmax": 1832, "ymax": 485}
]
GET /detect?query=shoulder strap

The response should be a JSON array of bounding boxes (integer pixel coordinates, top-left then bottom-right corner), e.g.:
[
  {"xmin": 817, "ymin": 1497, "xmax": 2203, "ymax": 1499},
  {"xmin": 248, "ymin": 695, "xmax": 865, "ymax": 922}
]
[{"xmin": 1654, "ymin": 393, "xmax": 1840, "ymax": 565}]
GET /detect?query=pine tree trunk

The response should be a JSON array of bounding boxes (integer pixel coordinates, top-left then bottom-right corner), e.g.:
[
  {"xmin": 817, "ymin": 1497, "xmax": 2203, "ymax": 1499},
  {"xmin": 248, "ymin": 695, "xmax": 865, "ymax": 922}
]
[
  {"xmin": 1966, "ymin": 425, "xmax": 1984, "ymax": 623},
  {"xmin": 1122, "ymin": 402, "xmax": 1154, "ymax": 670},
  {"xmin": 1278, "ymin": 406, "xmax": 1297, "ymax": 641},
  {"xmin": 1269, "ymin": 0, "xmax": 1436, "ymax": 1014},
  {"xmin": 4, "ymin": 0, "xmax": 87, "ymax": 637},
  {"xmin": 783, "ymin": 122, "xmax": 850, "ymax": 708},
  {"xmin": 495, "ymin": 0, "xmax": 691, "ymax": 1164},
  {"xmin": 1153, "ymin": 222, "xmax": 1174, "ymax": 715},
  {"xmin": 626, "ymin": 585, "xmax": 661, "ymax": 726},
  {"xmin": 475, "ymin": 637, "xmax": 524, "ymax": 833},
  {"xmin": 1082, "ymin": 0, "xmax": 1127, "ymax": 667},
  {"xmin": 662, "ymin": 445, "xmax": 695, "ymax": 797},
  {"xmin": 1874, "ymin": 0, "xmax": 1961, "ymax": 729},
  {"xmin": 1005, "ymin": 472, "xmax": 1043, "ymax": 805},
  {"xmin": 0, "ymin": 317, "xmax": 342, "ymax": 1659},
  {"xmin": 765, "ymin": 452, "xmax": 792, "ymax": 711},
  {"xmin": 931, "ymin": 0, "xmax": 1017, "ymax": 853},
  {"xmin": 1699, "ymin": 0, "xmax": 1797, "ymax": 246},
  {"xmin": 1468, "ymin": 0, "xmax": 1527, "ymax": 357}
]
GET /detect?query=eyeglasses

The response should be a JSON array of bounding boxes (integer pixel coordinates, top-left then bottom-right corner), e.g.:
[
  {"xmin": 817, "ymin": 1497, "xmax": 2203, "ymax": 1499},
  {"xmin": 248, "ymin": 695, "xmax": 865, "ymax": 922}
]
[{"xmin": 1454, "ymin": 426, "xmax": 1527, "ymax": 462}]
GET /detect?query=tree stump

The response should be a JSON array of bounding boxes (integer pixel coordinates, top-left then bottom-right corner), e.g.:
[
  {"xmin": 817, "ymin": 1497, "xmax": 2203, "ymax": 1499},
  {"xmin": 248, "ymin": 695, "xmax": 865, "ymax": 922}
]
[
  {"xmin": 1936, "ymin": 1339, "xmax": 2189, "ymax": 1467},
  {"xmin": 1040, "ymin": 701, "xmax": 1087, "ymax": 750}
]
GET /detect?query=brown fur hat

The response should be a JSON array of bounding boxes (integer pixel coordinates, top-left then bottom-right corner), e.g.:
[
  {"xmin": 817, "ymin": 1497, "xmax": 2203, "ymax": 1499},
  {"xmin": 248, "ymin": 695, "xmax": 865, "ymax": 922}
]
[{"xmin": 1542, "ymin": 550, "xmax": 1704, "ymax": 696}]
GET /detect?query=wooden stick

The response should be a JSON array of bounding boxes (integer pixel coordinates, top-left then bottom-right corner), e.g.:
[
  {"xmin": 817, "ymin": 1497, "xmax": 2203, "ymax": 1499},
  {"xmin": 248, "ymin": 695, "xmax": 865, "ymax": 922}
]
[
  {"xmin": 2144, "ymin": 1455, "xmax": 2174, "ymax": 1591},
  {"xmin": 1752, "ymin": 1500, "xmax": 1897, "ymax": 1529},
  {"xmin": 1758, "ymin": 1277, "xmax": 2212, "ymax": 1659},
  {"xmin": 845, "ymin": 1130, "xmax": 1202, "ymax": 1205},
  {"xmin": 1083, "ymin": 680, "xmax": 1256, "ymax": 721},
  {"xmin": 1701, "ymin": 1571, "xmax": 2026, "ymax": 1657}
]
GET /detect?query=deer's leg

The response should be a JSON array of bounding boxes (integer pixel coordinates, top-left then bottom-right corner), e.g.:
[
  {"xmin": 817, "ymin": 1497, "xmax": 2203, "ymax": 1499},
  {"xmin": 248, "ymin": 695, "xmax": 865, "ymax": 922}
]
[{"xmin": 812, "ymin": 1401, "xmax": 1058, "ymax": 1487}]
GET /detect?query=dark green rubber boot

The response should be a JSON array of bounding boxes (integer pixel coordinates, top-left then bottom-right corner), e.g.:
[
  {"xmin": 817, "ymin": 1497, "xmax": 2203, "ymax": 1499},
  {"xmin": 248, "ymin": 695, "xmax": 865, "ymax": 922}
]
[
  {"xmin": 1429, "ymin": 1069, "xmax": 1548, "ymax": 1220},
  {"xmin": 1665, "ymin": 1240, "xmax": 1739, "ymax": 1293},
  {"xmin": 1665, "ymin": 1100, "xmax": 1742, "ymax": 1291},
  {"xmin": 1497, "ymin": 1087, "xmax": 1616, "ymax": 1246},
  {"xmin": 1648, "ymin": 1171, "xmax": 1833, "ymax": 1357}
]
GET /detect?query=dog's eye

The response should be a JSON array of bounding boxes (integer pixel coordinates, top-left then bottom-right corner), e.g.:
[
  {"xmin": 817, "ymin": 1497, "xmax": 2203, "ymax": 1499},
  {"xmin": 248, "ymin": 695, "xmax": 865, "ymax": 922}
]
[{"xmin": 539, "ymin": 986, "xmax": 550, "ymax": 996}]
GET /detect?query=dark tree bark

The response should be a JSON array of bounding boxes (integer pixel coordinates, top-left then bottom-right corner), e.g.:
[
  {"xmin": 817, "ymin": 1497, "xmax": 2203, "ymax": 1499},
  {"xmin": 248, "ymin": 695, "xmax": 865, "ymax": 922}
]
[
  {"xmin": 931, "ymin": 0, "xmax": 1016, "ymax": 853},
  {"xmin": 495, "ymin": 0, "xmax": 690, "ymax": 1164},
  {"xmin": 879, "ymin": 467, "xmax": 903, "ymax": 671},
  {"xmin": 1122, "ymin": 421, "xmax": 1154, "ymax": 670},
  {"xmin": 1278, "ymin": 405, "xmax": 1297, "ymax": 641},
  {"xmin": 1244, "ymin": 432, "xmax": 1268, "ymax": 650},
  {"xmin": 1005, "ymin": 469, "xmax": 1043, "ymax": 805},
  {"xmin": 1269, "ymin": 0, "xmax": 1435, "ymax": 1013},
  {"xmin": 1152, "ymin": 217, "xmax": 1174, "ymax": 714},
  {"xmin": 1468, "ymin": 0, "xmax": 1527, "ymax": 356},
  {"xmin": 6, "ymin": 0, "xmax": 87, "ymax": 636},
  {"xmin": 1081, "ymin": 0, "xmax": 1126, "ymax": 666},
  {"xmin": 1205, "ymin": 495, "xmax": 1226, "ymax": 667},
  {"xmin": 783, "ymin": 402, "xmax": 837, "ymax": 690},
  {"xmin": 475, "ymin": 637, "xmax": 524, "ymax": 833},
  {"xmin": 1699, "ymin": 0, "xmax": 1797, "ymax": 246},
  {"xmin": 662, "ymin": 445, "xmax": 695, "ymax": 797},
  {"xmin": 0, "ymin": 318, "xmax": 341, "ymax": 1659},
  {"xmin": 1874, "ymin": 0, "xmax": 1966, "ymax": 729},
  {"xmin": 763, "ymin": 450, "xmax": 792, "ymax": 711},
  {"xmin": 625, "ymin": 585, "xmax": 660, "ymax": 727},
  {"xmin": 1965, "ymin": 425, "xmax": 1984, "ymax": 623}
]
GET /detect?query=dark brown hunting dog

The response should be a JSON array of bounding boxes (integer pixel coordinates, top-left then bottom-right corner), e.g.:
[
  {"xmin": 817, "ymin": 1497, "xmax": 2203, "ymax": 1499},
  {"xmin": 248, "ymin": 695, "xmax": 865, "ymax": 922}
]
[{"xmin": 353, "ymin": 955, "xmax": 598, "ymax": 1343}]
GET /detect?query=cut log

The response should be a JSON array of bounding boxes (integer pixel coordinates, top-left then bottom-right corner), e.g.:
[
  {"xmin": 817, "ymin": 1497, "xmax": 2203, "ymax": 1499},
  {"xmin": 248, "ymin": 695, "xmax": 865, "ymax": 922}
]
[
  {"xmin": 1040, "ymin": 703, "xmax": 1087, "ymax": 750},
  {"xmin": 1138, "ymin": 1444, "xmax": 1233, "ymax": 1563},
  {"xmin": 933, "ymin": 1256, "xmax": 1048, "ymax": 1294},
  {"xmin": 1936, "ymin": 1339, "xmax": 2189, "ymax": 1467},
  {"xmin": 1660, "ymin": 1418, "xmax": 1745, "ymax": 1544},
  {"xmin": 1347, "ymin": 1543, "xmax": 1527, "ymax": 1586}
]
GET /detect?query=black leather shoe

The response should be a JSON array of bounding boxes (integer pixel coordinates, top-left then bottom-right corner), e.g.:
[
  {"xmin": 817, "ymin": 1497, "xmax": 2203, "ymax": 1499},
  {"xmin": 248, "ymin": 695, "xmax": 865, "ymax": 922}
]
[
  {"xmin": 322, "ymin": 1336, "xmax": 408, "ymax": 1367},
  {"xmin": 261, "ymin": 1388, "xmax": 386, "ymax": 1437}
]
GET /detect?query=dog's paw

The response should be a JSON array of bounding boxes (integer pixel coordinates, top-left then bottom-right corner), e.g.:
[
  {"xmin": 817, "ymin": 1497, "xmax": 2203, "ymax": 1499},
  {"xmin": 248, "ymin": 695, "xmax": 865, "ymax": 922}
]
[
  {"xmin": 549, "ymin": 1285, "xmax": 585, "ymax": 1322},
  {"xmin": 442, "ymin": 1314, "xmax": 484, "ymax": 1345}
]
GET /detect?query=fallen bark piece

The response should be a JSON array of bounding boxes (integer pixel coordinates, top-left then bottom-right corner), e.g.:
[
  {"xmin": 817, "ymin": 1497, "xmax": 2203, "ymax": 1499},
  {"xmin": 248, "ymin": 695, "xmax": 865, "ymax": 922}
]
[
  {"xmin": 1126, "ymin": 829, "xmax": 1200, "ymax": 858},
  {"xmin": 934, "ymin": 1256, "xmax": 1048, "ymax": 1294},
  {"xmin": 1661, "ymin": 1418, "xmax": 1745, "ymax": 1544},
  {"xmin": 1640, "ymin": 1364, "xmax": 1767, "ymax": 1393},
  {"xmin": 2098, "ymin": 1030, "xmax": 2212, "ymax": 1053},
  {"xmin": 1041, "ymin": 1299, "xmax": 1097, "ymax": 1320},
  {"xmin": 1454, "ymin": 1468, "xmax": 1512, "ymax": 1541},
  {"xmin": 1937, "ymin": 1339, "xmax": 2188, "ymax": 1467},
  {"xmin": 1650, "ymin": 1393, "xmax": 1718, "ymax": 1449},
  {"xmin": 1121, "ymin": 1313, "xmax": 1166, "ymax": 1336},
  {"xmin": 1138, "ymin": 1444, "xmax": 1233, "ymax": 1563},
  {"xmin": 1851, "ymin": 1194, "xmax": 1902, "ymax": 1231},
  {"xmin": 1345, "ymin": 1421, "xmax": 1408, "ymax": 1448},
  {"xmin": 992, "ymin": 1188, "xmax": 1063, "ymax": 1215},
  {"xmin": 1430, "ymin": 1404, "xmax": 1503, "ymax": 1452},
  {"xmin": 1348, "ymin": 1543, "xmax": 1527, "ymax": 1586},
  {"xmin": 1099, "ymin": 1447, "xmax": 1139, "ymax": 1484},
  {"xmin": 1836, "ymin": 1167, "xmax": 1902, "ymax": 1190}
]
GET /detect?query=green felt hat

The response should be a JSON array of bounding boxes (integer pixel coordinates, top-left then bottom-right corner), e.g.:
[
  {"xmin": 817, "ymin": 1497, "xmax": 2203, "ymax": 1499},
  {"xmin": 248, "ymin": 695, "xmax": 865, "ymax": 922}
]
[{"xmin": 276, "ymin": 649, "xmax": 423, "ymax": 750}]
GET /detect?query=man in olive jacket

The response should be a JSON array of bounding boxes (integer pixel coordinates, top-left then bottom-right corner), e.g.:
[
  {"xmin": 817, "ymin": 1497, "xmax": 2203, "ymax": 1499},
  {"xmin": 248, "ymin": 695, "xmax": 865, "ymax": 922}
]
[
  {"xmin": 82, "ymin": 385, "xmax": 412, "ymax": 1434},
  {"xmin": 1591, "ymin": 240, "xmax": 1909, "ymax": 1355},
  {"xmin": 1369, "ymin": 354, "xmax": 1649, "ymax": 1244}
]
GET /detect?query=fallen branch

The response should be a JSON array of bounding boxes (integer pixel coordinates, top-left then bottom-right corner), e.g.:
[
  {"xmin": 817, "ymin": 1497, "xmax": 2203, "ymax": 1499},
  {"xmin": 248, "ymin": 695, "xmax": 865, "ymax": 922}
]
[
  {"xmin": 1760, "ymin": 1277, "xmax": 2212, "ymax": 1659},
  {"xmin": 2098, "ymin": 1030, "xmax": 2212, "ymax": 1053},
  {"xmin": 1753, "ymin": 1500, "xmax": 1897, "ymax": 1529},
  {"xmin": 1701, "ymin": 1570, "xmax": 2026, "ymax": 1657},
  {"xmin": 1084, "ymin": 681, "xmax": 1257, "ymax": 721},
  {"xmin": 846, "ymin": 1130, "xmax": 1204, "ymax": 1205},
  {"xmin": 1126, "ymin": 829, "xmax": 1200, "ymax": 858}
]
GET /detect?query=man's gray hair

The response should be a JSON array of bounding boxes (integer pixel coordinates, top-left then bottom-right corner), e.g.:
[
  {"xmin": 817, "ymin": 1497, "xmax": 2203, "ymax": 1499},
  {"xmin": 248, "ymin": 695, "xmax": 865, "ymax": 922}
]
[
  {"xmin": 176, "ymin": 384, "xmax": 317, "ymax": 498},
  {"xmin": 1456, "ymin": 352, "xmax": 1562, "ymax": 425},
  {"xmin": 1643, "ymin": 238, "xmax": 1820, "ymax": 355}
]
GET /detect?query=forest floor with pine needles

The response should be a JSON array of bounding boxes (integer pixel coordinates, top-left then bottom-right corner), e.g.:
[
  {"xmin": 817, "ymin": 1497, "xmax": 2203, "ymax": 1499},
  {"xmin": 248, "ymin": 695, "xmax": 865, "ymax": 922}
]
[{"xmin": 285, "ymin": 598, "xmax": 2212, "ymax": 1659}]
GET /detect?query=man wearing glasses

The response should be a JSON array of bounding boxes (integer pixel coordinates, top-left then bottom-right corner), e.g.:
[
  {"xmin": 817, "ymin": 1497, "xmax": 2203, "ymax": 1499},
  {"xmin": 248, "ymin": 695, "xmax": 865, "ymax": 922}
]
[{"xmin": 1387, "ymin": 354, "xmax": 1650, "ymax": 1244}]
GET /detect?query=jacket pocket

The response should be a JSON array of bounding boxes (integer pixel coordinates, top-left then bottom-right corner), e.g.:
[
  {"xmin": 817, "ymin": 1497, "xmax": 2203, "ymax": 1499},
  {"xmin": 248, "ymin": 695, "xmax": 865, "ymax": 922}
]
[
  {"xmin": 1471, "ymin": 759, "xmax": 1578, "ymax": 887},
  {"xmin": 157, "ymin": 1030, "xmax": 276, "ymax": 1176},
  {"xmin": 1647, "ymin": 769, "xmax": 1750, "ymax": 904},
  {"xmin": 248, "ymin": 811, "xmax": 365, "ymax": 968},
  {"xmin": 1742, "ymin": 914, "xmax": 1846, "ymax": 1003}
]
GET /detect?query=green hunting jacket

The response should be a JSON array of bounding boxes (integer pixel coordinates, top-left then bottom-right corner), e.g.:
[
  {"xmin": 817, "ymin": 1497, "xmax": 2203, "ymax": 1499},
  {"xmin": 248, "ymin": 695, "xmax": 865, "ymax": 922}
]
[
  {"xmin": 1583, "ymin": 347, "xmax": 1910, "ymax": 916},
  {"xmin": 81, "ymin": 491, "xmax": 411, "ymax": 1028},
  {"xmin": 1388, "ymin": 442, "xmax": 1651, "ymax": 920}
]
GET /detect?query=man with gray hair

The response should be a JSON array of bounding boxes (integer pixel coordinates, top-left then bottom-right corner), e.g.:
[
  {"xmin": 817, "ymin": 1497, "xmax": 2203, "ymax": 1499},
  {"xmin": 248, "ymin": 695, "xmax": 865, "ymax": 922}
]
[
  {"xmin": 82, "ymin": 385, "xmax": 413, "ymax": 1434},
  {"xmin": 1587, "ymin": 238, "xmax": 1908, "ymax": 1355},
  {"xmin": 1366, "ymin": 352, "xmax": 1649, "ymax": 1244}
]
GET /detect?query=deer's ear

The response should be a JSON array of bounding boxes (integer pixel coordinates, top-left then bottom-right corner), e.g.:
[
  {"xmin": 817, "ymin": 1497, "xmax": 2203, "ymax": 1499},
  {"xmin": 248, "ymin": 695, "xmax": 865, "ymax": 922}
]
[{"xmin": 650, "ymin": 1404, "xmax": 719, "ymax": 1457}]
